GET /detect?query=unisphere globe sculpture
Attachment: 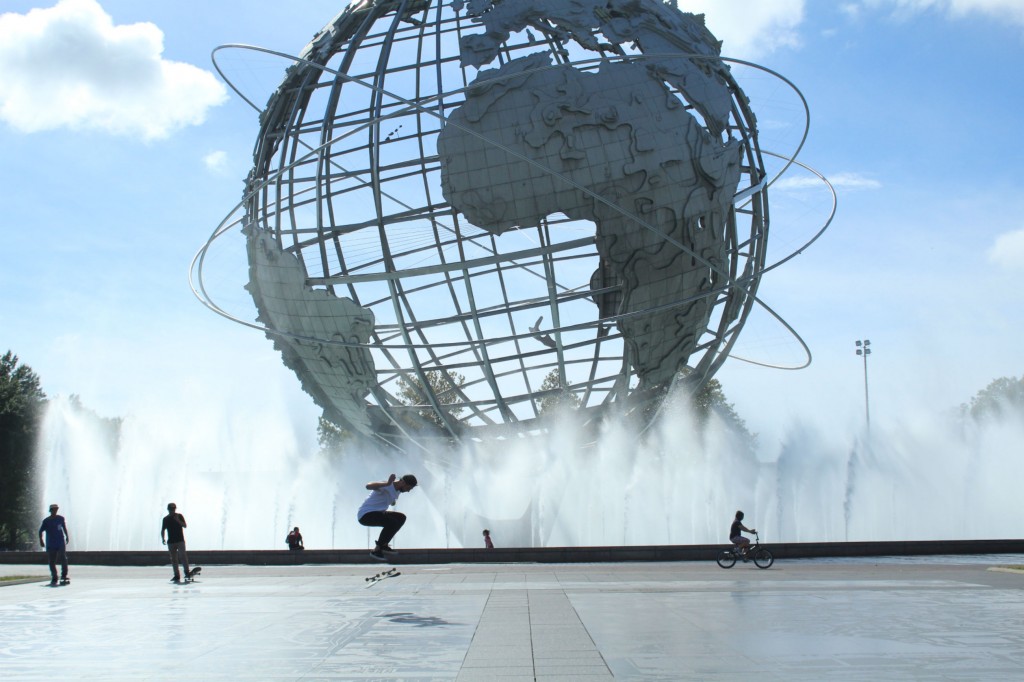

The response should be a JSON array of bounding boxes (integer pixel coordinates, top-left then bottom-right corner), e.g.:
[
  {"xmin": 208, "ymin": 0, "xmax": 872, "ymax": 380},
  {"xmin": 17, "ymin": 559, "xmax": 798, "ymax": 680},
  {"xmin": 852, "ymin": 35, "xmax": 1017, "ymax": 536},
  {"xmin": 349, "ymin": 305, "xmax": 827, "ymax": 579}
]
[{"xmin": 222, "ymin": 0, "xmax": 781, "ymax": 451}]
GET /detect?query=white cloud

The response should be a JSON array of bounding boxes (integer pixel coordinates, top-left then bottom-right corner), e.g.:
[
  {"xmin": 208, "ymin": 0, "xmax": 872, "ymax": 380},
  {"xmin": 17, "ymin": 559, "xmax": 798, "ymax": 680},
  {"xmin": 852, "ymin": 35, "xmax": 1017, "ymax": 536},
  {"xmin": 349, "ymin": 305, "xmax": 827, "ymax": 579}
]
[
  {"xmin": 203, "ymin": 150, "xmax": 229, "ymax": 174},
  {"xmin": 858, "ymin": 0, "xmax": 1024, "ymax": 28},
  {"xmin": 987, "ymin": 228, "xmax": 1024, "ymax": 269},
  {"xmin": 840, "ymin": 3, "xmax": 864, "ymax": 20},
  {"xmin": 827, "ymin": 172, "xmax": 883, "ymax": 189},
  {"xmin": 0, "ymin": 0, "xmax": 227, "ymax": 140},
  {"xmin": 774, "ymin": 171, "xmax": 881, "ymax": 191},
  {"xmin": 686, "ymin": 0, "xmax": 805, "ymax": 59}
]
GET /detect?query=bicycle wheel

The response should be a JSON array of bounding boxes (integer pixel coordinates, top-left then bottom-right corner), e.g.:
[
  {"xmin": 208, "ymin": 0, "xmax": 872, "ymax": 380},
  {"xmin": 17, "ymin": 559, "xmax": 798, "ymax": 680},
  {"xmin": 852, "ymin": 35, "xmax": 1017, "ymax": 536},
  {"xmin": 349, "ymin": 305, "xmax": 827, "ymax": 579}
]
[
  {"xmin": 753, "ymin": 548, "xmax": 774, "ymax": 569},
  {"xmin": 717, "ymin": 550, "xmax": 736, "ymax": 568}
]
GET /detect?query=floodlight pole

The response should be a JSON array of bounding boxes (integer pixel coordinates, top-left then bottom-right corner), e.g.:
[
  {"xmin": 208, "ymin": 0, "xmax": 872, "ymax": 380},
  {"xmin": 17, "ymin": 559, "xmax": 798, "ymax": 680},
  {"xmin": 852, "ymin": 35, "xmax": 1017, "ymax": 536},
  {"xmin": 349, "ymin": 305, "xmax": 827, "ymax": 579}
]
[{"xmin": 854, "ymin": 339, "xmax": 871, "ymax": 430}]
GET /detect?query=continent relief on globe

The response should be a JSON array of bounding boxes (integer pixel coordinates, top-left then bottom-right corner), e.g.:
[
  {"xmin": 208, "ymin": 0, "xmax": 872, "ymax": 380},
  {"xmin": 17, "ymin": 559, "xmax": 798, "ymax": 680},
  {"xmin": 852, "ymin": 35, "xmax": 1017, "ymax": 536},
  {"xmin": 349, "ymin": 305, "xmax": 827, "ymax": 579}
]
[
  {"xmin": 437, "ymin": 53, "xmax": 741, "ymax": 389},
  {"xmin": 245, "ymin": 229, "xmax": 377, "ymax": 432}
]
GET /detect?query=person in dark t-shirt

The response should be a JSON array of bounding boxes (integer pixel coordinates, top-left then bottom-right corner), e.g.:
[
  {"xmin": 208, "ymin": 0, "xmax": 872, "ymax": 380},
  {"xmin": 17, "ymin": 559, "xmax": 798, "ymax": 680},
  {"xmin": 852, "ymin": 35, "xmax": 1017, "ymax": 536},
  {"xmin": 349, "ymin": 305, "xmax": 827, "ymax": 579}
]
[
  {"xmin": 39, "ymin": 503, "xmax": 70, "ymax": 585},
  {"xmin": 729, "ymin": 510, "xmax": 756, "ymax": 560},
  {"xmin": 161, "ymin": 503, "xmax": 192, "ymax": 582}
]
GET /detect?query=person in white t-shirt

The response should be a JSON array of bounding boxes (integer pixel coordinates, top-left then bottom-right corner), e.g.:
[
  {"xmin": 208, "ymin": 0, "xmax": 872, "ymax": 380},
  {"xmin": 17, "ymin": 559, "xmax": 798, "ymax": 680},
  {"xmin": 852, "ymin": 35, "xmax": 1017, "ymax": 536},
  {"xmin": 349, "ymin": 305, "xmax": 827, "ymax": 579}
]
[{"xmin": 357, "ymin": 473, "xmax": 417, "ymax": 560}]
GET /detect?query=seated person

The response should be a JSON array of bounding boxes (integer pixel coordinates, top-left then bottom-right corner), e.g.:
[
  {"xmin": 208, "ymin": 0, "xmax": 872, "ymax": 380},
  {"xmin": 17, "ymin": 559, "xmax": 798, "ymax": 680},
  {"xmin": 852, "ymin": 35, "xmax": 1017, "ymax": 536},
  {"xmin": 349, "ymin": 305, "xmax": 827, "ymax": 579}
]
[
  {"xmin": 729, "ymin": 510, "xmax": 755, "ymax": 558},
  {"xmin": 286, "ymin": 527, "xmax": 304, "ymax": 550}
]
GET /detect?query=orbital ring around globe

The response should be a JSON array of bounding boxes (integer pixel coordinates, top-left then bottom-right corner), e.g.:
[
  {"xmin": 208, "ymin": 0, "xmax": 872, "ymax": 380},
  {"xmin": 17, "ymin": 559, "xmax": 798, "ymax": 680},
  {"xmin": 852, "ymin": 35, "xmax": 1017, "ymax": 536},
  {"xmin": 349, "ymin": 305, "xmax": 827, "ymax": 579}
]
[{"xmin": 192, "ymin": 46, "xmax": 834, "ymax": 363}]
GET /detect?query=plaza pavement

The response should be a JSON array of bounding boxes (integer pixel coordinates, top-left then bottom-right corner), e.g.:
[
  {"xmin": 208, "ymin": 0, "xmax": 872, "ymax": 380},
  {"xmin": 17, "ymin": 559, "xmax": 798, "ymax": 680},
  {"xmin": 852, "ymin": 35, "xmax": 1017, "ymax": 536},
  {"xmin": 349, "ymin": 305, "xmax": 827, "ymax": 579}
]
[{"xmin": 1, "ymin": 556, "xmax": 1023, "ymax": 681}]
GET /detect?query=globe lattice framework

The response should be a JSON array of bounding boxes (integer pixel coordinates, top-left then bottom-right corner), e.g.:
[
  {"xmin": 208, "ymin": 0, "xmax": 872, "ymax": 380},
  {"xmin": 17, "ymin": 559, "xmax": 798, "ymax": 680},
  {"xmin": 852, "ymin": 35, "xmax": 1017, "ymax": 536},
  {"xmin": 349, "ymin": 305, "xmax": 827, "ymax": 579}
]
[{"xmin": 233, "ymin": 0, "xmax": 774, "ymax": 451}]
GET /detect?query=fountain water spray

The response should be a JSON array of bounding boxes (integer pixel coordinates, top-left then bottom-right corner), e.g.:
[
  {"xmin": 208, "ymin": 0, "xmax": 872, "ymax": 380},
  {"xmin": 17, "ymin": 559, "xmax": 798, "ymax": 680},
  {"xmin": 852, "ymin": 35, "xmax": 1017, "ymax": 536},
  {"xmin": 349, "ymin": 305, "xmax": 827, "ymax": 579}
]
[{"xmin": 36, "ymin": 393, "xmax": 1023, "ymax": 550}]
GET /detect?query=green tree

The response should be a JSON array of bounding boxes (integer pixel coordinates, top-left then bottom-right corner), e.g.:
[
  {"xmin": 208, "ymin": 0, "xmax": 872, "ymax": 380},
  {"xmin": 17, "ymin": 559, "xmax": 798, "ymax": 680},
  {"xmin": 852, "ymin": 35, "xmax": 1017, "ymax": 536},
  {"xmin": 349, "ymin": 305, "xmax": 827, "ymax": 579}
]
[
  {"xmin": 65, "ymin": 394, "xmax": 123, "ymax": 454},
  {"xmin": 0, "ymin": 351, "xmax": 46, "ymax": 550},
  {"xmin": 317, "ymin": 414, "xmax": 352, "ymax": 454},
  {"xmin": 536, "ymin": 368, "xmax": 581, "ymax": 417},
  {"xmin": 963, "ymin": 375, "xmax": 1024, "ymax": 421},
  {"xmin": 396, "ymin": 369, "xmax": 466, "ymax": 430},
  {"xmin": 696, "ymin": 378, "xmax": 752, "ymax": 432},
  {"xmin": 679, "ymin": 374, "xmax": 756, "ymax": 450}
]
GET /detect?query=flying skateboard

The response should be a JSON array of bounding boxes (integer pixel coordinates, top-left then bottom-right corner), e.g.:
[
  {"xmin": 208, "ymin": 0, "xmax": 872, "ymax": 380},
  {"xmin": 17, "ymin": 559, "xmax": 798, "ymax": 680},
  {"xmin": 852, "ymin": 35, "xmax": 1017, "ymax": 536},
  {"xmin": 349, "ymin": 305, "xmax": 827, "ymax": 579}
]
[{"xmin": 364, "ymin": 567, "xmax": 400, "ymax": 587}]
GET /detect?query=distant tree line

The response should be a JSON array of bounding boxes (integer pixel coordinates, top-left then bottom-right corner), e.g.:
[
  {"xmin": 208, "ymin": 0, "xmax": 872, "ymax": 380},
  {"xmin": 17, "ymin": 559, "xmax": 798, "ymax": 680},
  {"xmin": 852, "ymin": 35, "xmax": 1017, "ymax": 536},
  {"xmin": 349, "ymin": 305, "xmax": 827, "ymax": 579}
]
[{"xmin": 961, "ymin": 375, "xmax": 1024, "ymax": 421}]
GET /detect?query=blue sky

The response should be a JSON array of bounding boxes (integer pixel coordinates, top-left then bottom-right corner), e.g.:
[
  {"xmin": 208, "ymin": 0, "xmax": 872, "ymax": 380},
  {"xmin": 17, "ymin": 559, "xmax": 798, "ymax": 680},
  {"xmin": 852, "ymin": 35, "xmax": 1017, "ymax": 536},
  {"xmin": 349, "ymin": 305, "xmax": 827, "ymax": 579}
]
[{"xmin": 2, "ymin": 0, "xmax": 1023, "ymax": 451}]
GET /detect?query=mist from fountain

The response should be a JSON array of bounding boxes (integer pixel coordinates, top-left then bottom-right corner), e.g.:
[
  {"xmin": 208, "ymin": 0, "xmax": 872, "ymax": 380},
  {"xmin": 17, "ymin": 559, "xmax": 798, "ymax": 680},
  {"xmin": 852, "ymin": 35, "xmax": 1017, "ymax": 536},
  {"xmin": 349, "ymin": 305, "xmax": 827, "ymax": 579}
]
[{"xmin": 35, "ymin": 392, "xmax": 1023, "ymax": 551}]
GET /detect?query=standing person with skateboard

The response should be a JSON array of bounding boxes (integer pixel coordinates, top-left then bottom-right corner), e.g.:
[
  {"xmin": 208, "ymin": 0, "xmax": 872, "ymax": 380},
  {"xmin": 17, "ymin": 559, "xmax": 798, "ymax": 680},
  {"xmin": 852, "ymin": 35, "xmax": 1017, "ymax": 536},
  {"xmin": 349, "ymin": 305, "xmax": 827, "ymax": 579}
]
[
  {"xmin": 39, "ymin": 503, "xmax": 70, "ymax": 585},
  {"xmin": 161, "ymin": 503, "xmax": 195, "ymax": 582},
  {"xmin": 357, "ymin": 473, "xmax": 417, "ymax": 560}
]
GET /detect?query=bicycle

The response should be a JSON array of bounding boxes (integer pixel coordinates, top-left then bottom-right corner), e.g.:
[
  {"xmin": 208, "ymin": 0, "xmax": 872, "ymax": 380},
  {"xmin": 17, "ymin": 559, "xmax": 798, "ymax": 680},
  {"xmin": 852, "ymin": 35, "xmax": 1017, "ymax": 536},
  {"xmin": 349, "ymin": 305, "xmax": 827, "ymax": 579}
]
[{"xmin": 716, "ymin": 531, "xmax": 774, "ymax": 569}]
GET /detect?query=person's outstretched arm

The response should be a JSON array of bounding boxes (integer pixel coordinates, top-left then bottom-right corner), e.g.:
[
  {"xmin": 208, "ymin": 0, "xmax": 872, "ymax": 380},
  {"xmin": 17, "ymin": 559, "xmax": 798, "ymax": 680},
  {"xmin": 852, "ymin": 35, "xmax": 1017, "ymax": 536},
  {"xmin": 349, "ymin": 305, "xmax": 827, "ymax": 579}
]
[{"xmin": 366, "ymin": 473, "xmax": 397, "ymax": 490}]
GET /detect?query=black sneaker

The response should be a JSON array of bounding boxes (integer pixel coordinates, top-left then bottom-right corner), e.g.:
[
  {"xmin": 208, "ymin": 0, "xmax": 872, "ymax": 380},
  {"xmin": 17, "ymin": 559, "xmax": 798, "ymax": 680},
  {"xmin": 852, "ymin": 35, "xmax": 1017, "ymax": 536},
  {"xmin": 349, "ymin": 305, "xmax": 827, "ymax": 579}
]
[
  {"xmin": 377, "ymin": 544, "xmax": 398, "ymax": 555},
  {"xmin": 49, "ymin": 579, "xmax": 58, "ymax": 586},
  {"xmin": 171, "ymin": 576, "xmax": 182, "ymax": 583},
  {"xmin": 369, "ymin": 549, "xmax": 387, "ymax": 561}
]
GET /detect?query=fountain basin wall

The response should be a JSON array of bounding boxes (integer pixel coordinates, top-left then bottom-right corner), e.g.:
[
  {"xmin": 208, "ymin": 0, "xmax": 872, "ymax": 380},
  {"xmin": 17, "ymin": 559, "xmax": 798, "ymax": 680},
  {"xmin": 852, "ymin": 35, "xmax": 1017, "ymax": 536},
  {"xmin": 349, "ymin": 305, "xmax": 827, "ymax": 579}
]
[{"xmin": 2, "ymin": 539, "xmax": 1022, "ymax": 566}]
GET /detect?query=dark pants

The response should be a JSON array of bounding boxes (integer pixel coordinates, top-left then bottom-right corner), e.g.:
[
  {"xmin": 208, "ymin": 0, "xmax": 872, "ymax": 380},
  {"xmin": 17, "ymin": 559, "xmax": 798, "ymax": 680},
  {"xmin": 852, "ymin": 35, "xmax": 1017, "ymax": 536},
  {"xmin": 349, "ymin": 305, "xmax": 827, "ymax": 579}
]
[
  {"xmin": 47, "ymin": 548, "xmax": 68, "ymax": 581},
  {"xmin": 359, "ymin": 511, "xmax": 406, "ymax": 547},
  {"xmin": 167, "ymin": 541, "xmax": 190, "ymax": 579}
]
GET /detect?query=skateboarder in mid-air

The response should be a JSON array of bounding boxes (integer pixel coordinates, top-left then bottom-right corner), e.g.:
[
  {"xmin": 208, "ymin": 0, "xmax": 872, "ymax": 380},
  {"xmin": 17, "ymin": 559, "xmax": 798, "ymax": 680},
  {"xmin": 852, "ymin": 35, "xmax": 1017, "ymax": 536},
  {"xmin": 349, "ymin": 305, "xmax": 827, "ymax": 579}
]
[{"xmin": 357, "ymin": 473, "xmax": 417, "ymax": 560}]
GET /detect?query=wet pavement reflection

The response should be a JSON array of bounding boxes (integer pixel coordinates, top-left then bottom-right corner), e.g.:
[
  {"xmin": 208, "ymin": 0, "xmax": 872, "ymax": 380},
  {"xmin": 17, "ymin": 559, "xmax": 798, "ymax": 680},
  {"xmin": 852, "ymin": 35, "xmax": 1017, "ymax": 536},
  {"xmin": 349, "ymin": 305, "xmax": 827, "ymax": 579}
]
[{"xmin": 1, "ymin": 557, "xmax": 1021, "ymax": 680}]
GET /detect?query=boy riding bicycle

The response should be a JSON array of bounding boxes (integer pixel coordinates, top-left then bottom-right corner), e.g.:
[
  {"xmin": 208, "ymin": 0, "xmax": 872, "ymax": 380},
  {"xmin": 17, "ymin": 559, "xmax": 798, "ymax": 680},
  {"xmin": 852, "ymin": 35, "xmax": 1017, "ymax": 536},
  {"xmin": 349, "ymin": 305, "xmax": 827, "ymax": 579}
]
[{"xmin": 730, "ymin": 510, "xmax": 756, "ymax": 560}]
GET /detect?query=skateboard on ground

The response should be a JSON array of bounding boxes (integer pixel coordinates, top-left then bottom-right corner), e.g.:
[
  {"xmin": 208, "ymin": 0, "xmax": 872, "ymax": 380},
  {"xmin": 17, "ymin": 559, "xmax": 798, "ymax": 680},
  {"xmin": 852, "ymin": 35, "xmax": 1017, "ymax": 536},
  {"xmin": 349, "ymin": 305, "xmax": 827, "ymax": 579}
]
[
  {"xmin": 49, "ymin": 578, "xmax": 70, "ymax": 586},
  {"xmin": 171, "ymin": 567, "xmax": 202, "ymax": 583},
  {"xmin": 364, "ymin": 567, "xmax": 400, "ymax": 587}
]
